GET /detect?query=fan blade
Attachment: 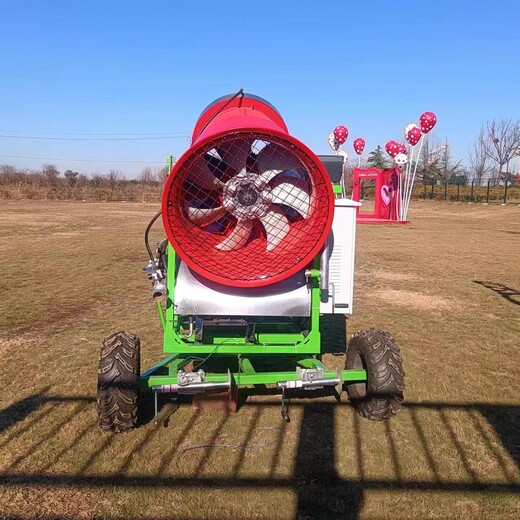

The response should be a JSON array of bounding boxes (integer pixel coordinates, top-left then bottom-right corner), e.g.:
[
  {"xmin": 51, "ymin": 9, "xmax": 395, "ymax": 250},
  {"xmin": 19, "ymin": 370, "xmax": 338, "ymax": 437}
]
[
  {"xmin": 188, "ymin": 205, "xmax": 227, "ymax": 226},
  {"xmin": 257, "ymin": 169, "xmax": 283, "ymax": 185},
  {"xmin": 270, "ymin": 180, "xmax": 310, "ymax": 218},
  {"xmin": 187, "ymin": 156, "xmax": 224, "ymax": 190},
  {"xmin": 217, "ymin": 139, "xmax": 254, "ymax": 173},
  {"xmin": 255, "ymin": 143, "xmax": 302, "ymax": 174},
  {"xmin": 260, "ymin": 207, "xmax": 290, "ymax": 252},
  {"xmin": 216, "ymin": 220, "xmax": 253, "ymax": 251}
]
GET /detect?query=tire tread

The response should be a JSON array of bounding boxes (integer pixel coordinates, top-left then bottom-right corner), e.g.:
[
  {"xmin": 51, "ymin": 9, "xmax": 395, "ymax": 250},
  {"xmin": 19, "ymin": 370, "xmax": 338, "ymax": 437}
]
[
  {"xmin": 97, "ymin": 331, "xmax": 140, "ymax": 433},
  {"xmin": 346, "ymin": 328, "xmax": 405, "ymax": 421}
]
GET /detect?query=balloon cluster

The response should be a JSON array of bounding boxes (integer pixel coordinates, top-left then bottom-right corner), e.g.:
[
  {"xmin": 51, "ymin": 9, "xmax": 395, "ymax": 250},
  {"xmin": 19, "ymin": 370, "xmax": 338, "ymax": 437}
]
[
  {"xmin": 390, "ymin": 111, "xmax": 438, "ymax": 221},
  {"xmin": 327, "ymin": 125, "xmax": 366, "ymax": 166},
  {"xmin": 385, "ymin": 111, "xmax": 438, "ymax": 169}
]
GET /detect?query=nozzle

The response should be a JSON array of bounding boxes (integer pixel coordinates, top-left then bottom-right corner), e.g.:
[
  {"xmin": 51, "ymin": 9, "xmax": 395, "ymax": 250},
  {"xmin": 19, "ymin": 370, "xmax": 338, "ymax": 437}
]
[{"xmin": 152, "ymin": 280, "xmax": 166, "ymax": 300}]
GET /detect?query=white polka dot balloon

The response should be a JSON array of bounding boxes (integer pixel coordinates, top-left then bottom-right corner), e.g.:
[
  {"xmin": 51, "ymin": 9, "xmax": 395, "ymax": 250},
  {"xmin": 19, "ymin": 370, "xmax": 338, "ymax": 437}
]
[
  {"xmin": 394, "ymin": 152, "xmax": 408, "ymax": 166},
  {"xmin": 404, "ymin": 123, "xmax": 419, "ymax": 137},
  {"xmin": 328, "ymin": 132, "xmax": 340, "ymax": 152}
]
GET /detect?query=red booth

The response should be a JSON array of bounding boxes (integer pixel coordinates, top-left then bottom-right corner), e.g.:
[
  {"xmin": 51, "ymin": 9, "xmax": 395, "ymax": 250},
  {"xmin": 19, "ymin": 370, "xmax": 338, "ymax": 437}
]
[{"xmin": 351, "ymin": 167, "xmax": 405, "ymax": 224}]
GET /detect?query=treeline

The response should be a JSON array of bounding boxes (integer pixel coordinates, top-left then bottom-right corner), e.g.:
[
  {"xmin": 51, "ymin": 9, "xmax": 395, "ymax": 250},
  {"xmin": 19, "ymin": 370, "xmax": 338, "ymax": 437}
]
[{"xmin": 0, "ymin": 164, "xmax": 168, "ymax": 202}]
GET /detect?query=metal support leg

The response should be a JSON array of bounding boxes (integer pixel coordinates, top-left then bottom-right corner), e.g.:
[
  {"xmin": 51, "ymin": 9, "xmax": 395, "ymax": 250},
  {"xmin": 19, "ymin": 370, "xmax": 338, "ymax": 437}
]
[
  {"xmin": 280, "ymin": 387, "xmax": 290, "ymax": 423},
  {"xmin": 153, "ymin": 390, "xmax": 159, "ymax": 426}
]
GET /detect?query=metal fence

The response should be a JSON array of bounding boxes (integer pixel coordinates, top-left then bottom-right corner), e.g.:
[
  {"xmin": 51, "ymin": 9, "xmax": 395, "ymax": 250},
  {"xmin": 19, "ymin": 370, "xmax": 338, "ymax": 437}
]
[{"xmin": 418, "ymin": 177, "xmax": 519, "ymax": 204}]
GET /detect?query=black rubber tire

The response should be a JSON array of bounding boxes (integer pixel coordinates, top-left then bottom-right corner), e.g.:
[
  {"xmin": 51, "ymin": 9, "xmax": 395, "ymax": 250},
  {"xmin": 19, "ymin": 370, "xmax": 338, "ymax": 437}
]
[
  {"xmin": 345, "ymin": 329, "xmax": 404, "ymax": 421},
  {"xmin": 97, "ymin": 331, "xmax": 140, "ymax": 433}
]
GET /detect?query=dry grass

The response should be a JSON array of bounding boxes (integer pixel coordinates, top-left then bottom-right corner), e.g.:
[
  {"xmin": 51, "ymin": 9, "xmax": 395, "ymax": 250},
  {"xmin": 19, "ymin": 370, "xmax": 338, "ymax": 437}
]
[
  {"xmin": 0, "ymin": 183, "xmax": 162, "ymax": 202},
  {"xmin": 0, "ymin": 199, "xmax": 519, "ymax": 519}
]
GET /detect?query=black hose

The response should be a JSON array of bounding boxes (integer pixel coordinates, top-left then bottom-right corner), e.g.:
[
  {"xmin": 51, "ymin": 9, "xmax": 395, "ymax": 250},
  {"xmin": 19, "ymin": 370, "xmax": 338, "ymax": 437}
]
[
  {"xmin": 145, "ymin": 209, "xmax": 162, "ymax": 261},
  {"xmin": 145, "ymin": 88, "xmax": 243, "ymax": 261},
  {"xmin": 192, "ymin": 88, "xmax": 244, "ymax": 142}
]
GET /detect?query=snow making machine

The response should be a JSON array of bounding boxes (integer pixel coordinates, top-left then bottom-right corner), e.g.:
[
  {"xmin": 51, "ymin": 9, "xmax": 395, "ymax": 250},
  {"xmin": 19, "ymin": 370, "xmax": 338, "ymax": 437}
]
[{"xmin": 97, "ymin": 91, "xmax": 405, "ymax": 432}]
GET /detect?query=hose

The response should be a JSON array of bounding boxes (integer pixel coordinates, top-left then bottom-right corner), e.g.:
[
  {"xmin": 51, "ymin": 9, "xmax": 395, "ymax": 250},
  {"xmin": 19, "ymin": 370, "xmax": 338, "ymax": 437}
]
[
  {"xmin": 145, "ymin": 209, "xmax": 162, "ymax": 261},
  {"xmin": 192, "ymin": 88, "xmax": 244, "ymax": 142},
  {"xmin": 145, "ymin": 89, "xmax": 244, "ymax": 260}
]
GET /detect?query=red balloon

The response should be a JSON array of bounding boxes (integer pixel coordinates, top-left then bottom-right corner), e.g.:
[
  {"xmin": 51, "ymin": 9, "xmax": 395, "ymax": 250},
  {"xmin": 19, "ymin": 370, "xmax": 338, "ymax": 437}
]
[
  {"xmin": 419, "ymin": 112, "xmax": 437, "ymax": 134},
  {"xmin": 333, "ymin": 125, "xmax": 348, "ymax": 145},
  {"xmin": 397, "ymin": 143, "xmax": 407, "ymax": 154},
  {"xmin": 353, "ymin": 137, "xmax": 365, "ymax": 155},
  {"xmin": 385, "ymin": 140, "xmax": 400, "ymax": 158},
  {"xmin": 406, "ymin": 127, "xmax": 422, "ymax": 146}
]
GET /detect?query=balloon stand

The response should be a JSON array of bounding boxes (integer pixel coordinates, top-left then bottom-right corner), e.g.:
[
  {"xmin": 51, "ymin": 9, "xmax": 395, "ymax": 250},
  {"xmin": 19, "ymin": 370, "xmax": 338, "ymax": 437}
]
[
  {"xmin": 326, "ymin": 111, "xmax": 437, "ymax": 223},
  {"xmin": 351, "ymin": 167, "xmax": 408, "ymax": 224}
]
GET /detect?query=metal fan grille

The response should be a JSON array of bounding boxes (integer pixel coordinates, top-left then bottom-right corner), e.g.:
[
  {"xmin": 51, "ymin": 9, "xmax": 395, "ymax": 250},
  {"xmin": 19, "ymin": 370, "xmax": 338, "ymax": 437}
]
[{"xmin": 163, "ymin": 131, "xmax": 334, "ymax": 287}]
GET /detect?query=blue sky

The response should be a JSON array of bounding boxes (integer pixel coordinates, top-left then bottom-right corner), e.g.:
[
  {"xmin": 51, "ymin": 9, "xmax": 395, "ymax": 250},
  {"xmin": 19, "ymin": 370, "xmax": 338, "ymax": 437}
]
[{"xmin": 1, "ymin": 0, "xmax": 519, "ymax": 177}]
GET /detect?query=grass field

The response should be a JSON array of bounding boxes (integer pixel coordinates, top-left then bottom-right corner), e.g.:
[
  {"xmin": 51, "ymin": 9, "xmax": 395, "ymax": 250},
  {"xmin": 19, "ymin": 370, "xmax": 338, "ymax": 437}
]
[{"xmin": 0, "ymin": 199, "xmax": 519, "ymax": 520}]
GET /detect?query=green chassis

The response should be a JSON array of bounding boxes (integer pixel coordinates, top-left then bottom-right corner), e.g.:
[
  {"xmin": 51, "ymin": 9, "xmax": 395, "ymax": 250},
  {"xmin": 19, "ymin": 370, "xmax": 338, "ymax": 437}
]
[{"xmin": 139, "ymin": 183, "xmax": 367, "ymax": 394}]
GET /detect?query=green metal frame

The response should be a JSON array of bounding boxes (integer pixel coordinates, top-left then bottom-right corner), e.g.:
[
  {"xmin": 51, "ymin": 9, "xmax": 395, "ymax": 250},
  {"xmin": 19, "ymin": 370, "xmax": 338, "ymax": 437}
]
[{"xmin": 139, "ymin": 172, "xmax": 366, "ymax": 391}]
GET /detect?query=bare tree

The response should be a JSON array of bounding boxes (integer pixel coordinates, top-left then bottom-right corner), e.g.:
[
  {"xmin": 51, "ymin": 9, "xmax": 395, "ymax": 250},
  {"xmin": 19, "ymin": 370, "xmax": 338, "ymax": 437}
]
[
  {"xmin": 90, "ymin": 173, "xmax": 105, "ymax": 188},
  {"xmin": 138, "ymin": 167, "xmax": 155, "ymax": 184},
  {"xmin": 155, "ymin": 166, "xmax": 169, "ymax": 184},
  {"xmin": 435, "ymin": 139, "xmax": 464, "ymax": 183},
  {"xmin": 105, "ymin": 169, "xmax": 124, "ymax": 190},
  {"xmin": 42, "ymin": 164, "xmax": 60, "ymax": 186},
  {"xmin": 418, "ymin": 131, "xmax": 441, "ymax": 181},
  {"xmin": 0, "ymin": 165, "xmax": 21, "ymax": 184},
  {"xmin": 469, "ymin": 128, "xmax": 492, "ymax": 184},
  {"xmin": 481, "ymin": 119, "xmax": 520, "ymax": 180}
]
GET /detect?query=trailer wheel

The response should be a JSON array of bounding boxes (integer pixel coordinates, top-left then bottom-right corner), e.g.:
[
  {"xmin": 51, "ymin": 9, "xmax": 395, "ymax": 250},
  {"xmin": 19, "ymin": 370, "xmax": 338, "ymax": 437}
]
[
  {"xmin": 345, "ymin": 329, "xmax": 404, "ymax": 420},
  {"xmin": 97, "ymin": 331, "xmax": 140, "ymax": 432}
]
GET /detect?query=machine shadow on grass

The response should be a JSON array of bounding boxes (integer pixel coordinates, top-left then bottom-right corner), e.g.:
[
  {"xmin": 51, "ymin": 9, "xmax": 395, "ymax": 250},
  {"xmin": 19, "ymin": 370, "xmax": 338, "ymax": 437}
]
[
  {"xmin": 474, "ymin": 280, "xmax": 520, "ymax": 306},
  {"xmin": 0, "ymin": 393, "xmax": 519, "ymax": 520}
]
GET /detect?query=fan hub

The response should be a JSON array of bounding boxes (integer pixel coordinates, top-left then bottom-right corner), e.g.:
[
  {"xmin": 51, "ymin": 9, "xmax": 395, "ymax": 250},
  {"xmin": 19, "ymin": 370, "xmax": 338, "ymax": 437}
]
[
  {"xmin": 237, "ymin": 186, "xmax": 258, "ymax": 206},
  {"xmin": 222, "ymin": 171, "xmax": 271, "ymax": 220}
]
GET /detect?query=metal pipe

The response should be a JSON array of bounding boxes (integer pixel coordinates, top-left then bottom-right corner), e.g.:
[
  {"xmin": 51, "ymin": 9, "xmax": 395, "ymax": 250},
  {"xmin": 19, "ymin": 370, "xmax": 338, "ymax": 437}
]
[
  {"xmin": 154, "ymin": 381, "xmax": 231, "ymax": 394},
  {"xmin": 319, "ymin": 234, "xmax": 332, "ymax": 301},
  {"xmin": 277, "ymin": 377, "xmax": 341, "ymax": 389}
]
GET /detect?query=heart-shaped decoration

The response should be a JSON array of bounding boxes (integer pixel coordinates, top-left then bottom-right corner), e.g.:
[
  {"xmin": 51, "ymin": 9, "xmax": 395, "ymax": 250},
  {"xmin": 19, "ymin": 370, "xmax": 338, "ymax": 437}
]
[
  {"xmin": 397, "ymin": 143, "xmax": 407, "ymax": 154},
  {"xmin": 381, "ymin": 184, "xmax": 391, "ymax": 205},
  {"xmin": 406, "ymin": 127, "xmax": 422, "ymax": 146},
  {"xmin": 419, "ymin": 112, "xmax": 437, "ymax": 134},
  {"xmin": 385, "ymin": 140, "xmax": 400, "ymax": 158},
  {"xmin": 333, "ymin": 125, "xmax": 348, "ymax": 145},
  {"xmin": 353, "ymin": 137, "xmax": 365, "ymax": 155}
]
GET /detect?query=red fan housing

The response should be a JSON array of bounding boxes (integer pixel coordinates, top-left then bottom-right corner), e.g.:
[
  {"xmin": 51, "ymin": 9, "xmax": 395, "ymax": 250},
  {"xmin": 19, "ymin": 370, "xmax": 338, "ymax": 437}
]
[{"xmin": 162, "ymin": 93, "xmax": 334, "ymax": 288}]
